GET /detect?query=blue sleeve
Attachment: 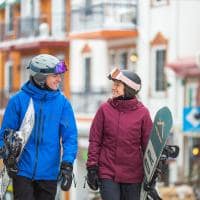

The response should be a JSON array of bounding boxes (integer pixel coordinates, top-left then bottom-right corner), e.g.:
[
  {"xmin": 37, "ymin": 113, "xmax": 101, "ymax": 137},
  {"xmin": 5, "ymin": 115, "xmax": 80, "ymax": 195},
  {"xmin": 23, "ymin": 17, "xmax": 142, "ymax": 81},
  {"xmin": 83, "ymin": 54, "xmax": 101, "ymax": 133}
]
[
  {"xmin": 0, "ymin": 96, "xmax": 20, "ymax": 148},
  {"xmin": 60, "ymin": 100, "xmax": 78, "ymax": 164}
]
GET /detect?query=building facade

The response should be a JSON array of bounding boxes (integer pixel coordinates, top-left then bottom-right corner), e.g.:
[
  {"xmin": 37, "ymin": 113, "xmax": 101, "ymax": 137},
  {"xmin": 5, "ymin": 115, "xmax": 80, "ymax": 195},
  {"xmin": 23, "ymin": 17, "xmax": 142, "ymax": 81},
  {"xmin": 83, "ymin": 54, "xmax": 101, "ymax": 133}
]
[
  {"xmin": 0, "ymin": 0, "xmax": 200, "ymax": 199},
  {"xmin": 70, "ymin": 0, "xmax": 200, "ymax": 199},
  {"xmin": 0, "ymin": 0, "xmax": 71, "ymax": 111}
]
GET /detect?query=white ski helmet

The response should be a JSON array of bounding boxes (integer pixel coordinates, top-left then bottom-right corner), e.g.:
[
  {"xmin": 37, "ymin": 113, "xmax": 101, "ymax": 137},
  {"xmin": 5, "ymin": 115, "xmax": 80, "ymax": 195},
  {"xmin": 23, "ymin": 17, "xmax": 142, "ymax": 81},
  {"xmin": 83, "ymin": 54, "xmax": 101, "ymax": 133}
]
[{"xmin": 27, "ymin": 54, "xmax": 67, "ymax": 88}]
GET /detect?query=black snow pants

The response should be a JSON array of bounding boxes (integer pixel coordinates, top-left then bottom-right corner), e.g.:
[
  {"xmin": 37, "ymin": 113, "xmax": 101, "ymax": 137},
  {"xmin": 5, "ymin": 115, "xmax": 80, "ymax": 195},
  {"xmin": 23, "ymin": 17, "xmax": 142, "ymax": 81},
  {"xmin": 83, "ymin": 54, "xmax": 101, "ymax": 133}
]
[
  {"xmin": 99, "ymin": 179, "xmax": 141, "ymax": 200},
  {"xmin": 12, "ymin": 175, "xmax": 57, "ymax": 200}
]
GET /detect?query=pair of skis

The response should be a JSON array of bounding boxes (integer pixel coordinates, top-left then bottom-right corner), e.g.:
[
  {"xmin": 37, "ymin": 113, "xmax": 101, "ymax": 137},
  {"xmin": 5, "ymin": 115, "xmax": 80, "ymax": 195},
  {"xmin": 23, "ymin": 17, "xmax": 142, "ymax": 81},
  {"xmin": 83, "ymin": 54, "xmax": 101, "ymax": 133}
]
[{"xmin": 0, "ymin": 99, "xmax": 35, "ymax": 199}]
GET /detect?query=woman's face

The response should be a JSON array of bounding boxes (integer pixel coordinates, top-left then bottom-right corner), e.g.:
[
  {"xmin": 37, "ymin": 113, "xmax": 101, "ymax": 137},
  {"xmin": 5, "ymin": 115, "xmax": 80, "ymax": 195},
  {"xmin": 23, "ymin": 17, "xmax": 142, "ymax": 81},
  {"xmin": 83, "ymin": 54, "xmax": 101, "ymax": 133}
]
[
  {"xmin": 112, "ymin": 80, "xmax": 125, "ymax": 98},
  {"xmin": 46, "ymin": 74, "xmax": 62, "ymax": 90}
]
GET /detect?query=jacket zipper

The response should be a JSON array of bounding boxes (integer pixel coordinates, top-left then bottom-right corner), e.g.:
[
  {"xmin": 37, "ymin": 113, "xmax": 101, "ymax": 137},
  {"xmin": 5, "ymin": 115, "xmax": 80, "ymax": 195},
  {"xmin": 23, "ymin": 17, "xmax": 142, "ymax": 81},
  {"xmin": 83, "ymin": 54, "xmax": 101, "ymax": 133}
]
[
  {"xmin": 115, "ymin": 112, "xmax": 121, "ymax": 162},
  {"xmin": 32, "ymin": 99, "xmax": 44, "ymax": 179}
]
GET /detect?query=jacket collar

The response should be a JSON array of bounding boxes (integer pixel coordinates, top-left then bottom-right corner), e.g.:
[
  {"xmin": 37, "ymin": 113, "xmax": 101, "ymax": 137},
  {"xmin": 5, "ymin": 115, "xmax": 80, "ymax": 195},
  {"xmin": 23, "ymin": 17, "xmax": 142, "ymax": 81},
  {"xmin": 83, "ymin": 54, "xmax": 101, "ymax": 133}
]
[
  {"xmin": 108, "ymin": 97, "xmax": 141, "ymax": 112},
  {"xmin": 21, "ymin": 81, "xmax": 60, "ymax": 101}
]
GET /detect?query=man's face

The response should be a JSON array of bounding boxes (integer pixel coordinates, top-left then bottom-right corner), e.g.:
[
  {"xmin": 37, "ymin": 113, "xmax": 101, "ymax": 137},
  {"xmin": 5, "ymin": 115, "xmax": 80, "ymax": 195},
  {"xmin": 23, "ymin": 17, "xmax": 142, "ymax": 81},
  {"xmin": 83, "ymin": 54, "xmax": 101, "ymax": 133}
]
[
  {"xmin": 112, "ymin": 80, "xmax": 125, "ymax": 98},
  {"xmin": 46, "ymin": 74, "xmax": 63, "ymax": 90}
]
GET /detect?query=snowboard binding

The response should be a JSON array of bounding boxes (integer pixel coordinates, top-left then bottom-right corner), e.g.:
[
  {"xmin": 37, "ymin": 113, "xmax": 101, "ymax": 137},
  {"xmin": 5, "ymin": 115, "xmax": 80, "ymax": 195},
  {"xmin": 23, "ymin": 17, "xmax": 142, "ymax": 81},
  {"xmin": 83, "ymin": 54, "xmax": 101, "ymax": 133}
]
[
  {"xmin": 0, "ymin": 129, "xmax": 22, "ymax": 178},
  {"xmin": 144, "ymin": 145, "xmax": 179, "ymax": 200}
]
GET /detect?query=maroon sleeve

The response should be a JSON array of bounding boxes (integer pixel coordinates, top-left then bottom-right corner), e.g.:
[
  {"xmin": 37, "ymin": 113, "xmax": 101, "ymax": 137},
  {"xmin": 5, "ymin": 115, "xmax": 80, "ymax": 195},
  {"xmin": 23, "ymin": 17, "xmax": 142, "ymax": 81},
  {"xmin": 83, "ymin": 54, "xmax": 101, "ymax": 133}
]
[
  {"xmin": 141, "ymin": 109, "xmax": 153, "ymax": 153},
  {"xmin": 86, "ymin": 106, "xmax": 104, "ymax": 167}
]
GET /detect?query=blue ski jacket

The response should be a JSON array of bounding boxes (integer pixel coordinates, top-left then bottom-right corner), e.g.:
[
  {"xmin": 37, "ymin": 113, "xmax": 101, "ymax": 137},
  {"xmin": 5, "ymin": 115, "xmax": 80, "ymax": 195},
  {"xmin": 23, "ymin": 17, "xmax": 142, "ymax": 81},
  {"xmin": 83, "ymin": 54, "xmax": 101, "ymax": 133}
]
[{"xmin": 0, "ymin": 81, "xmax": 78, "ymax": 180}]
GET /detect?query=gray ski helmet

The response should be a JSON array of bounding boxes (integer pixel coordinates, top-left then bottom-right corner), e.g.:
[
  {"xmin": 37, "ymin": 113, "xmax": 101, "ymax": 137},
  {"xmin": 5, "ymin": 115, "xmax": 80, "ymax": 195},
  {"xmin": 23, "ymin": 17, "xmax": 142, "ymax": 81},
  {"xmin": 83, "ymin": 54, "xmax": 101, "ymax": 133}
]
[{"xmin": 28, "ymin": 54, "xmax": 67, "ymax": 88}]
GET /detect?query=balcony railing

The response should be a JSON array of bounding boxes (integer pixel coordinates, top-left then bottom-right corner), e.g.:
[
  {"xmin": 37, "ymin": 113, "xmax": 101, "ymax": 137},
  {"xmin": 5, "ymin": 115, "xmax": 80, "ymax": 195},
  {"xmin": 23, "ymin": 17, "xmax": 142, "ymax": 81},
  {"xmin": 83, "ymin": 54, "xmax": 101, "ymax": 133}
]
[
  {"xmin": 71, "ymin": 2, "xmax": 137, "ymax": 32},
  {"xmin": 0, "ymin": 16, "xmax": 46, "ymax": 41},
  {"xmin": 71, "ymin": 91, "xmax": 110, "ymax": 114},
  {"xmin": 0, "ymin": 13, "xmax": 67, "ymax": 41},
  {"xmin": 17, "ymin": 17, "xmax": 42, "ymax": 38}
]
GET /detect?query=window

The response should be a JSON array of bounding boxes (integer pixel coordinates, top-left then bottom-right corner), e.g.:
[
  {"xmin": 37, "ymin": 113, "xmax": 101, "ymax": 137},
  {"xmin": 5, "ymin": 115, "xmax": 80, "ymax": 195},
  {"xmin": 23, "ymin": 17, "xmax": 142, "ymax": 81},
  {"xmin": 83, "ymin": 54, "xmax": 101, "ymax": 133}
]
[
  {"xmin": 109, "ymin": 52, "xmax": 116, "ymax": 68},
  {"xmin": 119, "ymin": 9, "xmax": 136, "ymax": 25},
  {"xmin": 5, "ymin": 61, "xmax": 13, "ymax": 94},
  {"xmin": 150, "ymin": 46, "xmax": 167, "ymax": 96},
  {"xmin": 85, "ymin": 0, "xmax": 92, "ymax": 16},
  {"xmin": 150, "ymin": 32, "xmax": 168, "ymax": 96},
  {"xmin": 8, "ymin": 65, "xmax": 13, "ymax": 92},
  {"xmin": 119, "ymin": 52, "xmax": 128, "ymax": 69},
  {"xmin": 155, "ymin": 49, "xmax": 166, "ymax": 91},
  {"xmin": 84, "ymin": 57, "xmax": 91, "ymax": 92},
  {"xmin": 52, "ymin": 0, "xmax": 66, "ymax": 36},
  {"xmin": 6, "ymin": 4, "xmax": 14, "ymax": 32},
  {"xmin": 185, "ymin": 82, "xmax": 199, "ymax": 107}
]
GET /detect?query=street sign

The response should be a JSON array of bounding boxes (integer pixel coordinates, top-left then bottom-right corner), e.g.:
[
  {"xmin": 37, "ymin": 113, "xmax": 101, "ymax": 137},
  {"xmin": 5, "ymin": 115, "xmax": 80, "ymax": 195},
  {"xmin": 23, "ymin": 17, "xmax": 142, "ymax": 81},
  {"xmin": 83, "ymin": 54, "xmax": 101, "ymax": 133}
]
[{"xmin": 183, "ymin": 107, "xmax": 200, "ymax": 132}]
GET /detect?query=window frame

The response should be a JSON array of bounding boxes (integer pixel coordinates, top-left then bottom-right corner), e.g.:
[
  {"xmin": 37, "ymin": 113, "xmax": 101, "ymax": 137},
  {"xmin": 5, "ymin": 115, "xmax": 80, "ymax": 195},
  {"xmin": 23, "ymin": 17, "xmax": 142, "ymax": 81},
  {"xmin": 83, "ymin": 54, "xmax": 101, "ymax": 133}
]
[
  {"xmin": 108, "ymin": 48, "xmax": 137, "ymax": 71},
  {"xmin": 81, "ymin": 53, "xmax": 92, "ymax": 93},
  {"xmin": 119, "ymin": 51, "xmax": 128, "ymax": 69},
  {"xmin": 150, "ymin": 45, "xmax": 167, "ymax": 97},
  {"xmin": 4, "ymin": 61, "xmax": 13, "ymax": 95},
  {"xmin": 5, "ymin": 4, "xmax": 14, "ymax": 33}
]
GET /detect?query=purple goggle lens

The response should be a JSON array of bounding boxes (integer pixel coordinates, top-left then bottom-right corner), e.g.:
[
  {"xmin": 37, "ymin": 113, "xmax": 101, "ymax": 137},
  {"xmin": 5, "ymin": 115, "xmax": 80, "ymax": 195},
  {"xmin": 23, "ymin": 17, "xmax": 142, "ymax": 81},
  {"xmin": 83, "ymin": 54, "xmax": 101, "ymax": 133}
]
[{"xmin": 54, "ymin": 61, "xmax": 67, "ymax": 74}]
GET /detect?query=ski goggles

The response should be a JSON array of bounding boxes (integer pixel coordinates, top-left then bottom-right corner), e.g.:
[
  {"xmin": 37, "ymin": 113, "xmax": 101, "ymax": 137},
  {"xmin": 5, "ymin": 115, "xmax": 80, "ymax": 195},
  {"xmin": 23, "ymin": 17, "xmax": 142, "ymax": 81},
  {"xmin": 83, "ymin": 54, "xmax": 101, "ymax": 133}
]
[
  {"xmin": 53, "ymin": 61, "xmax": 67, "ymax": 74},
  {"xmin": 108, "ymin": 67, "xmax": 141, "ymax": 91},
  {"xmin": 29, "ymin": 61, "xmax": 68, "ymax": 74}
]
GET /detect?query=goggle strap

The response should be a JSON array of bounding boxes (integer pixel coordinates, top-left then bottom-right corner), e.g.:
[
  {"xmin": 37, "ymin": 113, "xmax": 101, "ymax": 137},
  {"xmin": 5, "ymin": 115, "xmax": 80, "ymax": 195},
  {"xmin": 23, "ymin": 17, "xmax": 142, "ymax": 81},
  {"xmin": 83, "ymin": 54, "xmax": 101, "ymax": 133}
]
[
  {"xmin": 117, "ymin": 72, "xmax": 141, "ymax": 91},
  {"xmin": 110, "ymin": 68, "xmax": 141, "ymax": 91},
  {"xmin": 29, "ymin": 63, "xmax": 55, "ymax": 73},
  {"xmin": 29, "ymin": 61, "xmax": 67, "ymax": 74}
]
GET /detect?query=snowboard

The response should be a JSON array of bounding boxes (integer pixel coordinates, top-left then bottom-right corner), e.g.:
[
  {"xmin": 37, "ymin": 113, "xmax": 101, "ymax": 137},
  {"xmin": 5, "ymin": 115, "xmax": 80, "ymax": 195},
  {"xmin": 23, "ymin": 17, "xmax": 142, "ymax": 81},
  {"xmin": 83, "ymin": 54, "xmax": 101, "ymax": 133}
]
[
  {"xmin": 0, "ymin": 98, "xmax": 35, "ymax": 199},
  {"xmin": 140, "ymin": 107, "xmax": 173, "ymax": 200}
]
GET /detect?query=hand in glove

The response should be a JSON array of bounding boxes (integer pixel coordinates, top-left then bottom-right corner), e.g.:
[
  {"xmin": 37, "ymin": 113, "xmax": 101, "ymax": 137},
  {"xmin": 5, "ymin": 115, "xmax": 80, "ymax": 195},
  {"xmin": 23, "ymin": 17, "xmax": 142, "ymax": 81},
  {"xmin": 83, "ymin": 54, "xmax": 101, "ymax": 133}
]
[
  {"xmin": 0, "ymin": 146, "xmax": 5, "ymax": 159},
  {"xmin": 3, "ymin": 155, "xmax": 18, "ymax": 178},
  {"xmin": 58, "ymin": 162, "xmax": 73, "ymax": 191},
  {"xmin": 87, "ymin": 166, "xmax": 99, "ymax": 190}
]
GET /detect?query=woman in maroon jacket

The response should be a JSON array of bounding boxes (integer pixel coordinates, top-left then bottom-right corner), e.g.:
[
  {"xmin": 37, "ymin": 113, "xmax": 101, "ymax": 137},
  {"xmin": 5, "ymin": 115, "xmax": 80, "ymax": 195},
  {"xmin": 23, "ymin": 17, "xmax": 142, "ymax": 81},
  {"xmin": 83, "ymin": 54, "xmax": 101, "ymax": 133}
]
[{"xmin": 86, "ymin": 68, "xmax": 153, "ymax": 200}]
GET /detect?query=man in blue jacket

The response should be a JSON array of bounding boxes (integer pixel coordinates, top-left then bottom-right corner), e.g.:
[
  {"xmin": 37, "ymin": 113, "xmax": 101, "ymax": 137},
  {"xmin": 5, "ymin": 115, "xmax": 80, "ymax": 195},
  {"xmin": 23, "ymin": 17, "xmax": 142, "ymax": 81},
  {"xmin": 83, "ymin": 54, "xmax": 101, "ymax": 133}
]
[{"xmin": 0, "ymin": 54, "xmax": 78, "ymax": 200}]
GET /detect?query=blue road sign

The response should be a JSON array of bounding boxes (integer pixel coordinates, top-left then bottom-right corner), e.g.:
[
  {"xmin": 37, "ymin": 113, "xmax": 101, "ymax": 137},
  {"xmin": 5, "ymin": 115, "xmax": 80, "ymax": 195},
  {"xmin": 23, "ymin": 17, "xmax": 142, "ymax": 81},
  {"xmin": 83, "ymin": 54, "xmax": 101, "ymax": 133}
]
[{"xmin": 183, "ymin": 107, "xmax": 200, "ymax": 132}]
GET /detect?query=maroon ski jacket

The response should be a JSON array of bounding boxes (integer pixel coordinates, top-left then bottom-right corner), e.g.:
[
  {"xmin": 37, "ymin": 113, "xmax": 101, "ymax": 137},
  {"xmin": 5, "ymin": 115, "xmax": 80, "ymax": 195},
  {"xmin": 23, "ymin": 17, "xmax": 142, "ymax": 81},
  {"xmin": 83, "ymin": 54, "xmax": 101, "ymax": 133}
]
[{"xmin": 87, "ymin": 97, "xmax": 153, "ymax": 183}]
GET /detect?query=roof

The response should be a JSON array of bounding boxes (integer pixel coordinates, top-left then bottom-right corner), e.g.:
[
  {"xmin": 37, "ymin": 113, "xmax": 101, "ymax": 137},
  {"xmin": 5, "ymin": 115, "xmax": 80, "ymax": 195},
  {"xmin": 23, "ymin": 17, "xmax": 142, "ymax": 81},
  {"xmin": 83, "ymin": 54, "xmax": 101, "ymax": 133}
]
[{"xmin": 166, "ymin": 57, "xmax": 200, "ymax": 78}]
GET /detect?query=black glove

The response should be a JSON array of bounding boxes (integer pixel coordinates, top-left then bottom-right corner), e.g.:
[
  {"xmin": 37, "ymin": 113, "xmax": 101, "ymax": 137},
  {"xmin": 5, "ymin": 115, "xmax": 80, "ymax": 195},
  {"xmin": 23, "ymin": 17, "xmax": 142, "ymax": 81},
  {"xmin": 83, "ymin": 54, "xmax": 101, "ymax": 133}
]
[
  {"xmin": 59, "ymin": 162, "xmax": 73, "ymax": 191},
  {"xmin": 87, "ymin": 166, "xmax": 99, "ymax": 190},
  {"xmin": 0, "ymin": 146, "xmax": 5, "ymax": 159},
  {"xmin": 3, "ymin": 153, "xmax": 18, "ymax": 178}
]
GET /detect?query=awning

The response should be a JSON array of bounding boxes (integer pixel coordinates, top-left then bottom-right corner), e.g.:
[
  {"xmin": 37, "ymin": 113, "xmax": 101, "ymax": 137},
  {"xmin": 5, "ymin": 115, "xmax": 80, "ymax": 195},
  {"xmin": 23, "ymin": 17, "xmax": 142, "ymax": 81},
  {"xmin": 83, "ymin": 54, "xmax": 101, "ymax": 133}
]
[{"xmin": 166, "ymin": 57, "xmax": 200, "ymax": 78}]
